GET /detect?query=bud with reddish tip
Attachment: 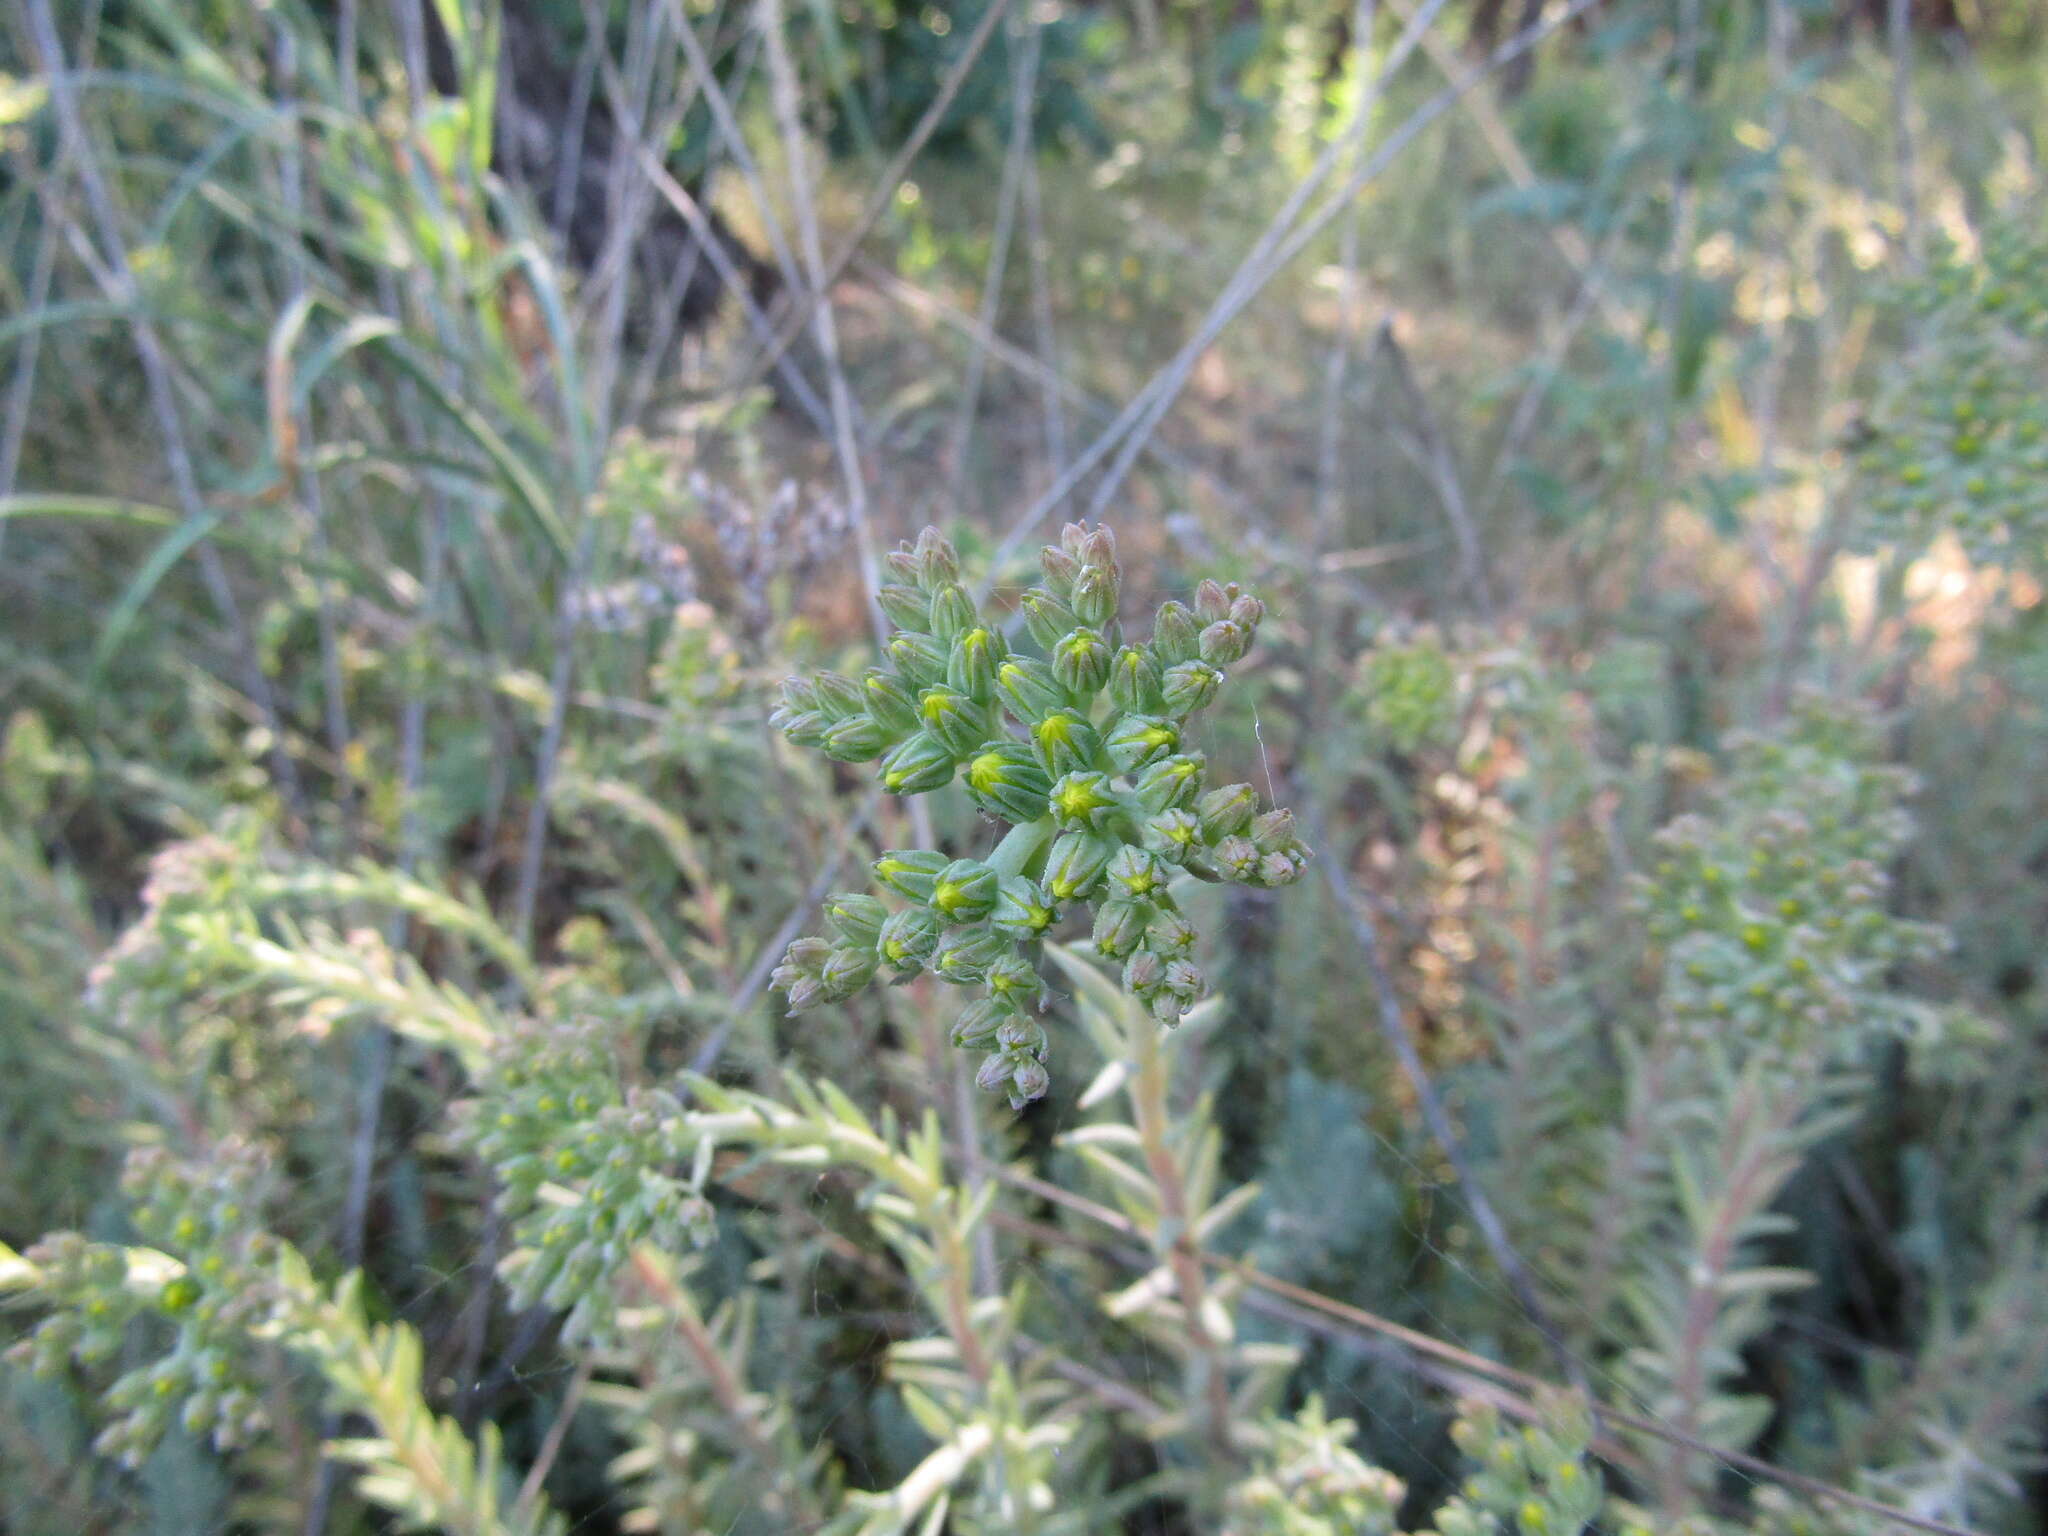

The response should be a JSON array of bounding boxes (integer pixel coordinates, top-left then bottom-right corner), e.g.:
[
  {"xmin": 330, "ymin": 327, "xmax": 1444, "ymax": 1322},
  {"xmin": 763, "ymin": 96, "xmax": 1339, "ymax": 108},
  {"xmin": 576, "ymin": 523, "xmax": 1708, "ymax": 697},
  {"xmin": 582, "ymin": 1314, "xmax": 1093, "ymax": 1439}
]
[{"xmin": 913, "ymin": 526, "xmax": 960, "ymax": 590}]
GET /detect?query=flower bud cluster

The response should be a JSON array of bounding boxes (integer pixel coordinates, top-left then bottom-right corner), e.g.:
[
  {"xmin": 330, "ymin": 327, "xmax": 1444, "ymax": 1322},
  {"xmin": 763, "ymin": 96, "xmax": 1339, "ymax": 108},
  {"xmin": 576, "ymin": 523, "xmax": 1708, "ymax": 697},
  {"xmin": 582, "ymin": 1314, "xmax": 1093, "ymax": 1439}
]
[
  {"xmin": 1436, "ymin": 1397, "xmax": 1609, "ymax": 1536},
  {"xmin": 454, "ymin": 1020, "xmax": 713, "ymax": 1341},
  {"xmin": 7, "ymin": 1143, "xmax": 282, "ymax": 1468},
  {"xmin": 1352, "ymin": 632, "xmax": 1460, "ymax": 756},
  {"xmin": 1855, "ymin": 217, "xmax": 2048, "ymax": 571},
  {"xmin": 770, "ymin": 524, "xmax": 1311, "ymax": 1106},
  {"xmin": 1637, "ymin": 700, "xmax": 1945, "ymax": 1064},
  {"xmin": 1226, "ymin": 1397, "xmax": 1406, "ymax": 1536}
]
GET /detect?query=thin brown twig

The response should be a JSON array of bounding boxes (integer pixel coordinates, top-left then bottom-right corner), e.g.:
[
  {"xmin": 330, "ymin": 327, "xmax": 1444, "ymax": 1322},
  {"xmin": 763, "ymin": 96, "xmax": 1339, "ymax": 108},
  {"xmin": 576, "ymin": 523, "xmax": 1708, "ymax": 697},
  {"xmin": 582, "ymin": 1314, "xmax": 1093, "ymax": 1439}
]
[{"xmin": 513, "ymin": 1354, "xmax": 595, "ymax": 1523}]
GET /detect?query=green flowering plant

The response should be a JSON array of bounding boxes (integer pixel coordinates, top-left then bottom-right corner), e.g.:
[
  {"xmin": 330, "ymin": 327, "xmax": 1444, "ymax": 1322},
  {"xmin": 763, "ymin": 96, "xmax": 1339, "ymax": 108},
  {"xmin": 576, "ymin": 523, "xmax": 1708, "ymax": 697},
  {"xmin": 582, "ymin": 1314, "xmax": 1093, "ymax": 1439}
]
[
  {"xmin": 1637, "ymin": 695, "xmax": 1948, "ymax": 1064},
  {"xmin": 769, "ymin": 523, "xmax": 1311, "ymax": 1107},
  {"xmin": 1355, "ymin": 630, "xmax": 1461, "ymax": 757},
  {"xmin": 5, "ymin": 1142, "xmax": 283, "ymax": 1468},
  {"xmin": 1853, "ymin": 213, "xmax": 2048, "ymax": 570},
  {"xmin": 451, "ymin": 1018, "xmax": 717, "ymax": 1343}
]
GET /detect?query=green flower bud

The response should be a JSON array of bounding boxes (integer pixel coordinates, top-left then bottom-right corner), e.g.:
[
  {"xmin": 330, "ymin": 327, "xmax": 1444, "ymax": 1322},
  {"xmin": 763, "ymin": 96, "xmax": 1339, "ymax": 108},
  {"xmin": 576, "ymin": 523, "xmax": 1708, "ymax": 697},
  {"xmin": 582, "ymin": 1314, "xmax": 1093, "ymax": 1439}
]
[
  {"xmin": 913, "ymin": 527, "xmax": 961, "ymax": 590},
  {"xmin": 996, "ymin": 657, "xmax": 1068, "ymax": 724},
  {"xmin": 1105, "ymin": 713, "xmax": 1181, "ymax": 772},
  {"xmin": 878, "ymin": 906, "xmax": 944, "ymax": 970},
  {"xmin": 947, "ymin": 625, "xmax": 1007, "ymax": 702},
  {"xmin": 1161, "ymin": 660, "xmax": 1224, "ymax": 716},
  {"xmin": 1040, "ymin": 542, "xmax": 1080, "ymax": 595},
  {"xmin": 824, "ymin": 893, "xmax": 889, "ymax": 948},
  {"xmin": 779, "ymin": 675, "xmax": 821, "ymax": 714},
  {"xmin": 880, "ymin": 731, "xmax": 957, "ymax": 794},
  {"xmin": 918, "ymin": 687, "xmax": 992, "ymax": 757},
  {"xmin": 1149, "ymin": 910, "xmax": 1198, "ymax": 953},
  {"xmin": 933, "ymin": 925, "xmax": 1008, "ymax": 984},
  {"xmin": 1210, "ymin": 834, "xmax": 1261, "ymax": 882},
  {"xmin": 986, "ymin": 953, "xmax": 1045, "ymax": 1008},
  {"xmin": 1077, "ymin": 525, "xmax": 1118, "ymax": 568},
  {"xmin": 1256, "ymin": 849, "xmax": 1308, "ymax": 886},
  {"xmin": 1052, "ymin": 627, "xmax": 1113, "ymax": 695},
  {"xmin": 992, "ymin": 876, "xmax": 1058, "ymax": 938},
  {"xmin": 1106, "ymin": 846, "xmax": 1168, "ymax": 899},
  {"xmin": 1193, "ymin": 578, "xmax": 1232, "ymax": 623},
  {"xmin": 975, "ymin": 1050, "xmax": 1017, "ymax": 1093},
  {"xmin": 1162, "ymin": 957, "xmax": 1205, "ymax": 1006},
  {"xmin": 876, "ymin": 582, "xmax": 931, "ymax": 632},
  {"xmin": 819, "ymin": 945, "xmax": 879, "ymax": 1001},
  {"xmin": 1251, "ymin": 808, "xmax": 1298, "ymax": 852},
  {"xmin": 996, "ymin": 1015, "xmax": 1048, "ymax": 1055},
  {"xmin": 1008, "ymin": 1055, "xmax": 1052, "ymax": 1107},
  {"xmin": 1134, "ymin": 753, "xmax": 1207, "ymax": 811},
  {"xmin": 965, "ymin": 744, "xmax": 1053, "ymax": 823},
  {"xmin": 1199, "ymin": 619, "xmax": 1252, "ymax": 666},
  {"xmin": 159, "ymin": 1277, "xmax": 201, "ymax": 1314},
  {"xmin": 1031, "ymin": 710, "xmax": 1103, "ymax": 776},
  {"xmin": 930, "ymin": 859, "xmax": 1001, "ymax": 921},
  {"xmin": 774, "ymin": 709, "xmax": 829, "ymax": 748},
  {"xmin": 1150, "ymin": 600, "xmax": 1200, "ymax": 665},
  {"xmin": 1049, "ymin": 770, "xmax": 1119, "ymax": 830},
  {"xmin": 951, "ymin": 998, "xmax": 1009, "ymax": 1049},
  {"xmin": 1197, "ymin": 782, "xmax": 1259, "ymax": 839},
  {"xmin": 781, "ymin": 936, "xmax": 833, "ymax": 972},
  {"xmin": 1045, "ymin": 829, "xmax": 1116, "ymax": 902},
  {"xmin": 1143, "ymin": 809, "xmax": 1202, "ymax": 863},
  {"xmin": 1229, "ymin": 594, "xmax": 1266, "ymax": 630},
  {"xmin": 1122, "ymin": 949, "xmax": 1166, "ymax": 997},
  {"xmin": 887, "ymin": 630, "xmax": 949, "ymax": 689},
  {"xmin": 874, "ymin": 849, "xmax": 949, "ymax": 902},
  {"xmin": 929, "ymin": 582, "xmax": 976, "ymax": 642},
  {"xmin": 1019, "ymin": 587, "xmax": 1080, "ymax": 650},
  {"xmin": 1092, "ymin": 897, "xmax": 1151, "ymax": 959},
  {"xmin": 1109, "ymin": 645, "xmax": 1163, "ymax": 712},
  {"xmin": 884, "ymin": 546, "xmax": 920, "ymax": 585},
  {"xmin": 862, "ymin": 668, "xmax": 920, "ymax": 735},
  {"xmin": 813, "ymin": 670, "xmax": 865, "ymax": 721},
  {"xmin": 822, "ymin": 712, "xmax": 892, "ymax": 762},
  {"xmin": 1071, "ymin": 563, "xmax": 1119, "ymax": 628},
  {"xmin": 775, "ymin": 966, "xmax": 824, "ymax": 1012}
]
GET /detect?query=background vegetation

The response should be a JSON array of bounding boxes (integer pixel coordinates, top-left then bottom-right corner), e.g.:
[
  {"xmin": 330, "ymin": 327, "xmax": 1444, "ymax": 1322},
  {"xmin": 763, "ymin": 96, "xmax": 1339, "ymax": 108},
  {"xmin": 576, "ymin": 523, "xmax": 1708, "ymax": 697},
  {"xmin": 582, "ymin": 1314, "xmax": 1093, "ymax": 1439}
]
[{"xmin": 1, "ymin": 0, "xmax": 2046, "ymax": 1531}]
